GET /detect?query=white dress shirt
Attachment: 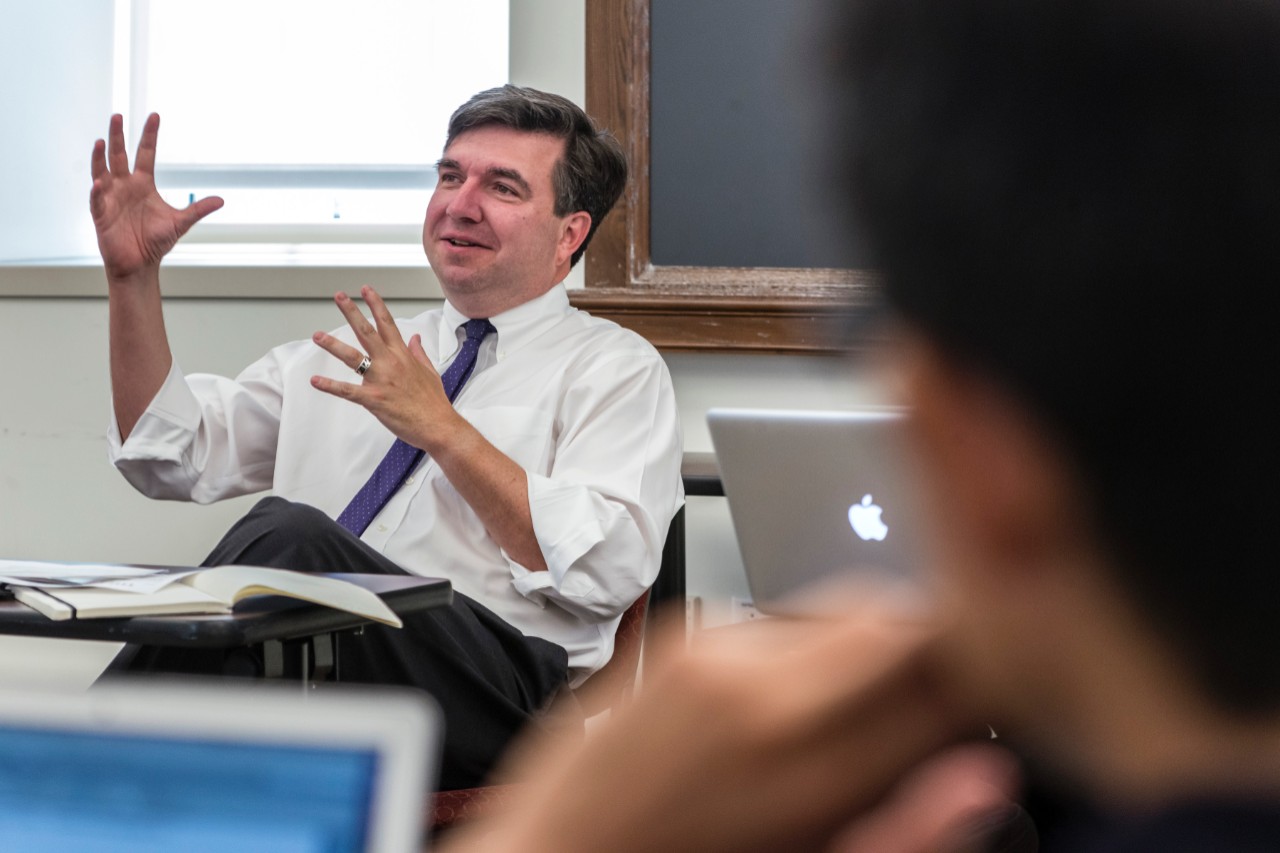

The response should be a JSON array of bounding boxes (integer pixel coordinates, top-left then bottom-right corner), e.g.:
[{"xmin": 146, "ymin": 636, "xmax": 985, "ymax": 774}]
[{"xmin": 108, "ymin": 284, "xmax": 685, "ymax": 684}]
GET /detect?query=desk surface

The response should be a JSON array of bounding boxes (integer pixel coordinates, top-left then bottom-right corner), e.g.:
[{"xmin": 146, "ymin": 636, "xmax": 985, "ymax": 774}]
[
  {"xmin": 682, "ymin": 451, "xmax": 724, "ymax": 497},
  {"xmin": 0, "ymin": 573, "xmax": 452, "ymax": 649}
]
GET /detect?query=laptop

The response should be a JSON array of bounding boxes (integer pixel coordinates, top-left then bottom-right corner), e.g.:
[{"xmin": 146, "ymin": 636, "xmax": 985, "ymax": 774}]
[
  {"xmin": 707, "ymin": 408, "xmax": 932, "ymax": 615},
  {"xmin": 0, "ymin": 680, "xmax": 440, "ymax": 852}
]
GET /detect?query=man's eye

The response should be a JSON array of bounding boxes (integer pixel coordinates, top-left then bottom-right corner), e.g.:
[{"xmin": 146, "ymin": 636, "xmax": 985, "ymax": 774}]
[
  {"xmin": 494, "ymin": 183, "xmax": 515, "ymax": 195},
  {"xmin": 439, "ymin": 173, "xmax": 461, "ymax": 184}
]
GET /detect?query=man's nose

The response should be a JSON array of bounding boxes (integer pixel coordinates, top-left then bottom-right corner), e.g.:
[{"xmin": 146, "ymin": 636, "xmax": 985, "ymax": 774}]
[{"xmin": 445, "ymin": 181, "xmax": 482, "ymax": 222}]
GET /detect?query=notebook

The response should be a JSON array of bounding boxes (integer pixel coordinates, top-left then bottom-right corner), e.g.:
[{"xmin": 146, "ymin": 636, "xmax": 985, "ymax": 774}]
[
  {"xmin": 0, "ymin": 679, "xmax": 440, "ymax": 852},
  {"xmin": 707, "ymin": 407, "xmax": 932, "ymax": 615}
]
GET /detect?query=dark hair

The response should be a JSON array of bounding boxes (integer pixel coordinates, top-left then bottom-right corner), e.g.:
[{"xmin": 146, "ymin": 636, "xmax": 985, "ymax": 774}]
[
  {"xmin": 839, "ymin": 0, "xmax": 1280, "ymax": 712},
  {"xmin": 445, "ymin": 84, "xmax": 628, "ymax": 268}
]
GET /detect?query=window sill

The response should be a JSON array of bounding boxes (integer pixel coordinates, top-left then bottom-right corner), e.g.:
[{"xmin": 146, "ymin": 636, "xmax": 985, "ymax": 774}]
[{"xmin": 0, "ymin": 244, "xmax": 444, "ymax": 300}]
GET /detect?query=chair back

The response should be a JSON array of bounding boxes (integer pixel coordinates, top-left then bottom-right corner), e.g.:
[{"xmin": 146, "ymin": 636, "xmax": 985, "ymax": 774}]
[
  {"xmin": 429, "ymin": 589, "xmax": 651, "ymax": 833},
  {"xmin": 431, "ymin": 510, "xmax": 682, "ymax": 833},
  {"xmin": 572, "ymin": 589, "xmax": 650, "ymax": 717}
]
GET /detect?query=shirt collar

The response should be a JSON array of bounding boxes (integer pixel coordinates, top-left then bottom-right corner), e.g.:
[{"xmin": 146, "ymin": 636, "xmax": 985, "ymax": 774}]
[{"xmin": 439, "ymin": 284, "xmax": 572, "ymax": 362}]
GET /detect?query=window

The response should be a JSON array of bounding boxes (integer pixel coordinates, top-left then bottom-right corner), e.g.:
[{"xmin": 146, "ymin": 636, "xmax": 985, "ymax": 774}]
[
  {"xmin": 0, "ymin": 0, "xmax": 584, "ymax": 297},
  {"xmin": 122, "ymin": 0, "xmax": 507, "ymax": 242}
]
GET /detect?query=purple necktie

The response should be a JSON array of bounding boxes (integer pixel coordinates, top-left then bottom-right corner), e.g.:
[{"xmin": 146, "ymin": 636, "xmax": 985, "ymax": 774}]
[{"xmin": 336, "ymin": 318, "xmax": 496, "ymax": 535}]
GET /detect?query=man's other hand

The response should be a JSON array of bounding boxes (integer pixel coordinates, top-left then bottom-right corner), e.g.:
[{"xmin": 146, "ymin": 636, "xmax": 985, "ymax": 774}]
[
  {"xmin": 310, "ymin": 285, "xmax": 458, "ymax": 452},
  {"xmin": 90, "ymin": 113, "xmax": 224, "ymax": 282}
]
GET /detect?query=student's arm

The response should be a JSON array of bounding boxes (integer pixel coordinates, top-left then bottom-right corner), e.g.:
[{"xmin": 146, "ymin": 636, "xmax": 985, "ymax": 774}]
[
  {"xmin": 439, "ymin": 605, "xmax": 1015, "ymax": 853},
  {"xmin": 90, "ymin": 113, "xmax": 223, "ymax": 439}
]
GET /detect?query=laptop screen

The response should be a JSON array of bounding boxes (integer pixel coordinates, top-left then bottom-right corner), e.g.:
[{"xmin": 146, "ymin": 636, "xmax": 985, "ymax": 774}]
[{"xmin": 0, "ymin": 726, "xmax": 380, "ymax": 851}]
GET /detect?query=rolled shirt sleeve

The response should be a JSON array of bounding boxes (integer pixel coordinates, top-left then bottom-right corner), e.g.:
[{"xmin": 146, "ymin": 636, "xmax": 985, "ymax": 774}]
[
  {"xmin": 108, "ymin": 350, "xmax": 291, "ymax": 503},
  {"xmin": 508, "ymin": 349, "xmax": 684, "ymax": 623}
]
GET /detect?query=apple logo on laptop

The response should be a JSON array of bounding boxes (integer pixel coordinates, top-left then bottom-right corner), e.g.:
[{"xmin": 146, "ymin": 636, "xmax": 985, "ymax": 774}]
[{"xmin": 848, "ymin": 494, "xmax": 889, "ymax": 542}]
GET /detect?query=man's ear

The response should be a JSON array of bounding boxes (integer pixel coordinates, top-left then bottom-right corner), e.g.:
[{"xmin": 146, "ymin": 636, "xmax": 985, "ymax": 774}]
[
  {"xmin": 556, "ymin": 211, "xmax": 592, "ymax": 267},
  {"xmin": 900, "ymin": 335, "xmax": 1087, "ymax": 578}
]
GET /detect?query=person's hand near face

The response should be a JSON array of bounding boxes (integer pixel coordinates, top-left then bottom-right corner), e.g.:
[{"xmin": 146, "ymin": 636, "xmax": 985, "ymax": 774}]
[{"xmin": 441, "ymin": 599, "xmax": 1015, "ymax": 853}]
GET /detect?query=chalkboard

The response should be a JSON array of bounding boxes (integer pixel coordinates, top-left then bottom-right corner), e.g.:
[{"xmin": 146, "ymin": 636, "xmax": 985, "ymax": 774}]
[{"xmin": 650, "ymin": 0, "xmax": 865, "ymax": 269}]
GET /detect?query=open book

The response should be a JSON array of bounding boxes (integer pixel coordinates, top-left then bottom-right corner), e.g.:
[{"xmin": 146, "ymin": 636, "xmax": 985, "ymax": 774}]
[{"xmin": 6, "ymin": 565, "xmax": 402, "ymax": 628}]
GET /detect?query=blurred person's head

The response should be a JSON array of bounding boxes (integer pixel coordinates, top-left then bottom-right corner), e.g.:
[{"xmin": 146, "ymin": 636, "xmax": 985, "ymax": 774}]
[{"xmin": 837, "ymin": 0, "xmax": 1280, "ymax": 792}]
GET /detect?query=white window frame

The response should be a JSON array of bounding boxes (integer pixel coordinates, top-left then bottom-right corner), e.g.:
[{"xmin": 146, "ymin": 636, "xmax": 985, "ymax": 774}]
[
  {"xmin": 119, "ymin": 0, "xmax": 500, "ymax": 267},
  {"xmin": 0, "ymin": 0, "xmax": 585, "ymax": 299}
]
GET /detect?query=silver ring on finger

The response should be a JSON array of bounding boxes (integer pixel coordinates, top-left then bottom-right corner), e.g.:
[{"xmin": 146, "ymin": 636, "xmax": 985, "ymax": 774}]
[{"xmin": 354, "ymin": 355, "xmax": 372, "ymax": 376}]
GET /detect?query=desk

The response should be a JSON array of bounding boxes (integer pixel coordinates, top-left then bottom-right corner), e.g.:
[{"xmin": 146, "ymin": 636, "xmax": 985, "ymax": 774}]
[
  {"xmin": 0, "ymin": 573, "xmax": 452, "ymax": 683},
  {"xmin": 681, "ymin": 451, "xmax": 725, "ymax": 498}
]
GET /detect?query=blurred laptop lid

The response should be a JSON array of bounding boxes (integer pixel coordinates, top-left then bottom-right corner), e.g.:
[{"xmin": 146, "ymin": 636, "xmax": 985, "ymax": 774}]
[
  {"xmin": 707, "ymin": 408, "xmax": 931, "ymax": 615},
  {"xmin": 0, "ymin": 680, "xmax": 440, "ymax": 852}
]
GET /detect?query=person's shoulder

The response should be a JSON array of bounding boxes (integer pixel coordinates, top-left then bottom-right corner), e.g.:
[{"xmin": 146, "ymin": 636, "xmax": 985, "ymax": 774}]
[
  {"xmin": 403, "ymin": 307, "xmax": 447, "ymax": 331},
  {"xmin": 264, "ymin": 306, "xmax": 446, "ymax": 372},
  {"xmin": 562, "ymin": 307, "xmax": 663, "ymax": 360}
]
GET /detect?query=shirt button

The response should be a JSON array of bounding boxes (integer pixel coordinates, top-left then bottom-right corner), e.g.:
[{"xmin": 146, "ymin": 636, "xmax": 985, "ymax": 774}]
[
  {"xmin": 376, "ymin": 524, "xmax": 388, "ymax": 533},
  {"xmin": 405, "ymin": 475, "xmax": 415, "ymax": 485}
]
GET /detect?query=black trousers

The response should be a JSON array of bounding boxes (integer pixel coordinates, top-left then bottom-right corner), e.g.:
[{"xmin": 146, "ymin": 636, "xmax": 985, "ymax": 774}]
[{"xmin": 114, "ymin": 496, "xmax": 572, "ymax": 790}]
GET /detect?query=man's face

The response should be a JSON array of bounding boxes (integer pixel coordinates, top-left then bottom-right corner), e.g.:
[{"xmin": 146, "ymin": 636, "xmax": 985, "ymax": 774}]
[{"xmin": 422, "ymin": 125, "xmax": 587, "ymax": 317}]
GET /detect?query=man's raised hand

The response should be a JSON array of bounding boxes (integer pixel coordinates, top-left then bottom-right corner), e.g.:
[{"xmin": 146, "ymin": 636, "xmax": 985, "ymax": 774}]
[{"xmin": 89, "ymin": 113, "xmax": 224, "ymax": 282}]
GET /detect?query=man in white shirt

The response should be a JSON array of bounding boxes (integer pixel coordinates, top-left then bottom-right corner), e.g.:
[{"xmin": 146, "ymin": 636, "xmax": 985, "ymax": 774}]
[{"xmin": 89, "ymin": 86, "xmax": 684, "ymax": 789}]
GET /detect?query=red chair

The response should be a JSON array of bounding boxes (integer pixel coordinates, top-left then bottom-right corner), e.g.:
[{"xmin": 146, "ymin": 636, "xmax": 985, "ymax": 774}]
[{"xmin": 428, "ymin": 587, "xmax": 652, "ymax": 833}]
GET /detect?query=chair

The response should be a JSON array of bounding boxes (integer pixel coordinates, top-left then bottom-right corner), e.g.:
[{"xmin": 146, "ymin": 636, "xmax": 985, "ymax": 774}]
[
  {"xmin": 428, "ymin": 507, "xmax": 686, "ymax": 834},
  {"xmin": 428, "ymin": 589, "xmax": 651, "ymax": 831}
]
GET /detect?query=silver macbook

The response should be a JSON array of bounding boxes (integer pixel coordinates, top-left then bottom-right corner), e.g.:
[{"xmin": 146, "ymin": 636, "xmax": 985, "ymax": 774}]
[
  {"xmin": 708, "ymin": 408, "xmax": 932, "ymax": 615},
  {"xmin": 0, "ymin": 680, "xmax": 440, "ymax": 852}
]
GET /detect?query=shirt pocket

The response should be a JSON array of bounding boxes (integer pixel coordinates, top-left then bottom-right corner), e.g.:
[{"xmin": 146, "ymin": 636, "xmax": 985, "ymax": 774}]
[{"xmin": 463, "ymin": 405, "xmax": 555, "ymax": 473}]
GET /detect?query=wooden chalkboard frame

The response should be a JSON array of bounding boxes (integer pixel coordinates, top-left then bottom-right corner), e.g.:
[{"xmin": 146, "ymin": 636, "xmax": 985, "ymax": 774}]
[{"xmin": 572, "ymin": 0, "xmax": 878, "ymax": 353}]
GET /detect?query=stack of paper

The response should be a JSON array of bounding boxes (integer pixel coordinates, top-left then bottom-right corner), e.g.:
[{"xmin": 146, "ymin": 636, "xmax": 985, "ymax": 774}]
[{"xmin": 0, "ymin": 560, "xmax": 401, "ymax": 627}]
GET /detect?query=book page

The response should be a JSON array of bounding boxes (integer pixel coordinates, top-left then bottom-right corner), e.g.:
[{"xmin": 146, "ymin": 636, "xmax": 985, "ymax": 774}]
[
  {"xmin": 186, "ymin": 567, "xmax": 402, "ymax": 628},
  {"xmin": 7, "ymin": 564, "xmax": 403, "ymax": 627},
  {"xmin": 0, "ymin": 560, "xmax": 165, "ymax": 587},
  {"xmin": 14, "ymin": 584, "xmax": 229, "ymax": 621},
  {"xmin": 86, "ymin": 571, "xmax": 202, "ymax": 595}
]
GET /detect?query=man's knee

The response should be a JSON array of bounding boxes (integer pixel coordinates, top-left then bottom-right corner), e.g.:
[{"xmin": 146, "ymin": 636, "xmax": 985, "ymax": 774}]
[
  {"xmin": 242, "ymin": 496, "xmax": 337, "ymax": 539},
  {"xmin": 205, "ymin": 497, "xmax": 352, "ymax": 569}
]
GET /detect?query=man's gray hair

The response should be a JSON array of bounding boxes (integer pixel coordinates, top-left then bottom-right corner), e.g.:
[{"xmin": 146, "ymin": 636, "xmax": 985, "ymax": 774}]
[{"xmin": 446, "ymin": 85, "xmax": 628, "ymax": 268}]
